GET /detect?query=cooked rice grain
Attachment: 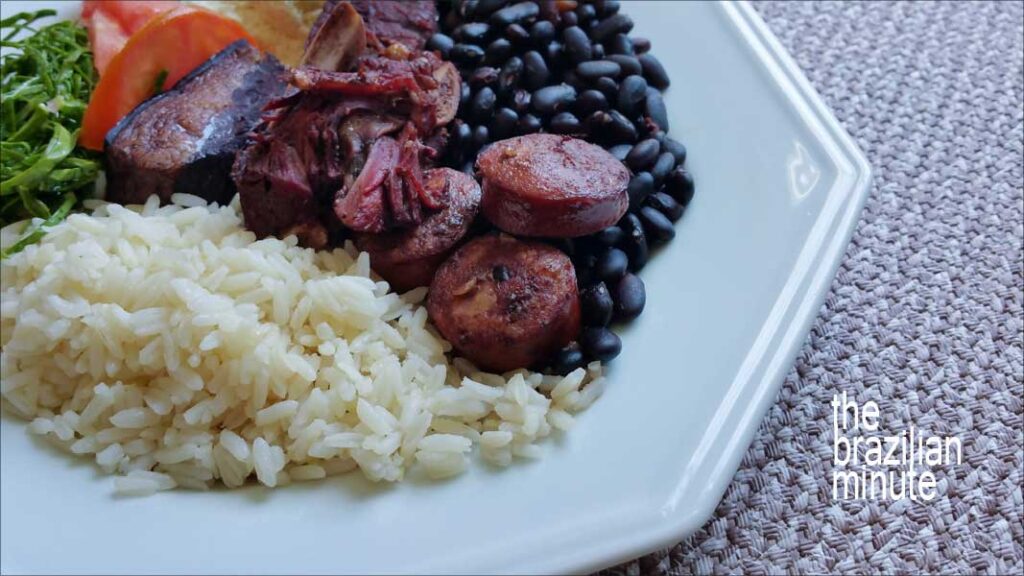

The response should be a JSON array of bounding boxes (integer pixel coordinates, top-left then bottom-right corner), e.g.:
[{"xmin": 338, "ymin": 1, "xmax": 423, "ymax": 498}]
[{"xmin": 0, "ymin": 196, "xmax": 605, "ymax": 494}]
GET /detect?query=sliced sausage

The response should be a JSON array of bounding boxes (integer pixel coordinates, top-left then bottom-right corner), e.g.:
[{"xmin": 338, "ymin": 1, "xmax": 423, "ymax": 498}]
[
  {"xmin": 355, "ymin": 168, "xmax": 481, "ymax": 292},
  {"xmin": 428, "ymin": 234, "xmax": 581, "ymax": 372},
  {"xmin": 476, "ymin": 134, "xmax": 629, "ymax": 238}
]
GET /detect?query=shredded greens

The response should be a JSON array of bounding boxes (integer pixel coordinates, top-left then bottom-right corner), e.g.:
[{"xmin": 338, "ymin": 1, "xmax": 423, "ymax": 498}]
[{"xmin": 1, "ymin": 10, "xmax": 99, "ymax": 258}]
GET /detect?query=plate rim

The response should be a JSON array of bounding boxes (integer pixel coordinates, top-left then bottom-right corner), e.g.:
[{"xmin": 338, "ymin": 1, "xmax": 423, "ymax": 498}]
[{"xmin": 0, "ymin": 1, "xmax": 873, "ymax": 574}]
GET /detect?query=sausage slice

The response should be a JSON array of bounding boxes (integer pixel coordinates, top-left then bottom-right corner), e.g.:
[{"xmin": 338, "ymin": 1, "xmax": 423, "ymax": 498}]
[
  {"xmin": 428, "ymin": 234, "xmax": 581, "ymax": 372},
  {"xmin": 476, "ymin": 134, "xmax": 629, "ymax": 238},
  {"xmin": 355, "ymin": 168, "xmax": 481, "ymax": 292}
]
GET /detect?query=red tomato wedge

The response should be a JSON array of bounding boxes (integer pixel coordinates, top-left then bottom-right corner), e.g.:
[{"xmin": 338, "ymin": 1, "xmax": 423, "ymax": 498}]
[
  {"xmin": 82, "ymin": 0, "xmax": 179, "ymax": 75},
  {"xmin": 79, "ymin": 6, "xmax": 257, "ymax": 151}
]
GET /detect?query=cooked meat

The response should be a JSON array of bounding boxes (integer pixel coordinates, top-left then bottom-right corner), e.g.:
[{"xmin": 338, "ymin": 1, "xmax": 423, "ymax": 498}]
[
  {"xmin": 312, "ymin": 0, "xmax": 437, "ymax": 50},
  {"xmin": 105, "ymin": 40, "xmax": 287, "ymax": 206},
  {"xmin": 476, "ymin": 134, "xmax": 630, "ymax": 238},
  {"xmin": 355, "ymin": 168, "xmax": 481, "ymax": 292},
  {"xmin": 235, "ymin": 51, "xmax": 458, "ymax": 241},
  {"xmin": 428, "ymin": 235, "xmax": 581, "ymax": 372}
]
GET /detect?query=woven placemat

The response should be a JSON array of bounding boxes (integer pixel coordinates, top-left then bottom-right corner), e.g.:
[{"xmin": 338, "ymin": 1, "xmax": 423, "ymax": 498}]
[{"xmin": 603, "ymin": 1, "xmax": 1024, "ymax": 574}]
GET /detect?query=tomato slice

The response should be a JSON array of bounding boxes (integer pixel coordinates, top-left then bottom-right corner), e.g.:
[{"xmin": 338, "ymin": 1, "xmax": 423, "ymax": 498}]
[
  {"xmin": 82, "ymin": 1, "xmax": 179, "ymax": 75},
  {"xmin": 79, "ymin": 6, "xmax": 257, "ymax": 151}
]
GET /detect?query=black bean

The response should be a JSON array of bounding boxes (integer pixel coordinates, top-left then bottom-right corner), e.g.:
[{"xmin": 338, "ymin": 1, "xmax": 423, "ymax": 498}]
[
  {"xmin": 459, "ymin": 81, "xmax": 472, "ymax": 110},
  {"xmin": 575, "ymin": 3, "xmax": 597, "ymax": 23},
  {"xmin": 454, "ymin": 22, "xmax": 491, "ymax": 44},
  {"xmin": 590, "ymin": 13, "xmax": 634, "ymax": 42},
  {"xmin": 606, "ymin": 109, "xmax": 638, "ymax": 142},
  {"xmin": 639, "ymin": 53, "xmax": 670, "ymax": 89},
  {"xmin": 497, "ymin": 56, "xmax": 524, "ymax": 95},
  {"xmin": 594, "ymin": 76, "xmax": 619, "ymax": 100},
  {"xmin": 563, "ymin": 26, "xmax": 592, "ymax": 63},
  {"xmin": 485, "ymin": 38, "xmax": 514, "ymax": 65},
  {"xmin": 518, "ymin": 112, "xmax": 542, "ymax": 134},
  {"xmin": 632, "ymin": 36, "xmax": 651, "ymax": 54},
  {"xmin": 522, "ymin": 50, "xmax": 550, "ymax": 90},
  {"xmin": 663, "ymin": 138, "xmax": 687, "ymax": 164},
  {"xmin": 646, "ymin": 191, "xmax": 684, "ymax": 222},
  {"xmin": 451, "ymin": 43, "xmax": 485, "ymax": 66},
  {"xmin": 619, "ymin": 214, "xmax": 649, "ymax": 271},
  {"xmin": 491, "ymin": 1, "xmax": 539, "ymax": 27},
  {"xmin": 469, "ymin": 66, "xmax": 500, "ymax": 87},
  {"xmin": 595, "ymin": 0, "xmax": 621, "ymax": 17},
  {"xmin": 456, "ymin": 0, "xmax": 478, "ymax": 18},
  {"xmin": 531, "ymin": 83, "xmax": 577, "ymax": 115},
  {"xmin": 596, "ymin": 247, "xmax": 629, "ymax": 282},
  {"xmin": 550, "ymin": 111, "xmax": 582, "ymax": 134},
  {"xmin": 626, "ymin": 138, "xmax": 660, "ymax": 171},
  {"xmin": 512, "ymin": 89, "xmax": 532, "ymax": 113},
  {"xmin": 576, "ymin": 89, "xmax": 609, "ymax": 116},
  {"xmin": 627, "ymin": 171, "xmax": 654, "ymax": 211},
  {"xmin": 505, "ymin": 23, "xmax": 530, "ymax": 44},
  {"xmin": 473, "ymin": 0, "xmax": 511, "ymax": 18},
  {"xmin": 594, "ymin": 225, "xmax": 624, "ymax": 246},
  {"xmin": 491, "ymin": 107, "xmax": 519, "ymax": 139},
  {"xmin": 426, "ymin": 33, "xmax": 454, "ymax": 59},
  {"xmin": 573, "ymin": 249, "xmax": 599, "ymax": 286},
  {"xmin": 471, "ymin": 124, "xmax": 490, "ymax": 149},
  {"xmin": 606, "ymin": 33, "xmax": 633, "ymax": 56},
  {"xmin": 650, "ymin": 152, "xmax": 676, "ymax": 186},
  {"xmin": 591, "ymin": 43, "xmax": 605, "ymax": 60},
  {"xmin": 529, "ymin": 20, "xmax": 556, "ymax": 46},
  {"xmin": 607, "ymin": 54, "xmax": 641, "ymax": 77},
  {"xmin": 608, "ymin": 143, "xmax": 632, "ymax": 162},
  {"xmin": 580, "ymin": 327, "xmax": 622, "ymax": 362},
  {"xmin": 580, "ymin": 282, "xmax": 614, "ymax": 327},
  {"xmin": 550, "ymin": 344, "xmax": 586, "ymax": 375},
  {"xmin": 544, "ymin": 41, "xmax": 565, "ymax": 68},
  {"xmin": 453, "ymin": 120, "xmax": 472, "ymax": 148},
  {"xmin": 639, "ymin": 206, "xmax": 675, "ymax": 244},
  {"xmin": 617, "ymin": 75, "xmax": 648, "ymax": 118},
  {"xmin": 562, "ymin": 70, "xmax": 586, "ymax": 90},
  {"xmin": 645, "ymin": 90, "xmax": 669, "ymax": 132},
  {"xmin": 576, "ymin": 60, "xmax": 622, "ymax": 80},
  {"xmin": 613, "ymin": 273, "xmax": 646, "ymax": 321},
  {"xmin": 664, "ymin": 167, "xmax": 695, "ymax": 206},
  {"xmin": 470, "ymin": 87, "xmax": 497, "ymax": 123},
  {"xmin": 560, "ymin": 10, "xmax": 578, "ymax": 28}
]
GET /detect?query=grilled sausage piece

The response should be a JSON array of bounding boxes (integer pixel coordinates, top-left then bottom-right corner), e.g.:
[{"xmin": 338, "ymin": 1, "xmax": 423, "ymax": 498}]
[
  {"xmin": 428, "ymin": 235, "xmax": 581, "ymax": 372},
  {"xmin": 355, "ymin": 168, "xmax": 481, "ymax": 292},
  {"xmin": 476, "ymin": 134, "xmax": 630, "ymax": 238}
]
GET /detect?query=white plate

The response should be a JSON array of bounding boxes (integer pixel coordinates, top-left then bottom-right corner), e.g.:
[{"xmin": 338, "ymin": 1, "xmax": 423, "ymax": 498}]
[{"xmin": 0, "ymin": 1, "xmax": 871, "ymax": 574}]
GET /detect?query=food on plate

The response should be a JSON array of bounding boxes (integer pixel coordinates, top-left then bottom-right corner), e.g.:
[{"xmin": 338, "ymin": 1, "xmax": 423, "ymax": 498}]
[
  {"xmin": 104, "ymin": 41, "xmax": 287, "ymax": 206},
  {"xmin": 1, "ymin": 0, "xmax": 697, "ymax": 493},
  {"xmin": 0, "ymin": 10, "xmax": 100, "ymax": 258},
  {"xmin": 189, "ymin": 1, "xmax": 325, "ymax": 67},
  {"xmin": 436, "ymin": 0, "xmax": 695, "ymax": 372},
  {"xmin": 81, "ymin": 0, "xmax": 178, "ymax": 75},
  {"xmin": 428, "ymin": 234, "xmax": 581, "ymax": 372},
  {"xmin": 79, "ymin": 5, "xmax": 257, "ymax": 150},
  {"xmin": 354, "ymin": 168, "xmax": 481, "ymax": 292},
  {"xmin": 232, "ymin": 0, "xmax": 460, "ymax": 244},
  {"xmin": 476, "ymin": 133, "xmax": 629, "ymax": 237},
  {"xmin": 0, "ymin": 194, "xmax": 604, "ymax": 492}
]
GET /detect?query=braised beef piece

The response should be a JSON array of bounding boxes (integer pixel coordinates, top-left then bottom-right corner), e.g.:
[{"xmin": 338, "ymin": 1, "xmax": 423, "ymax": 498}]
[
  {"xmin": 311, "ymin": 0, "xmax": 437, "ymax": 51},
  {"xmin": 233, "ymin": 1, "xmax": 459, "ymax": 246},
  {"xmin": 105, "ymin": 41, "xmax": 287, "ymax": 206}
]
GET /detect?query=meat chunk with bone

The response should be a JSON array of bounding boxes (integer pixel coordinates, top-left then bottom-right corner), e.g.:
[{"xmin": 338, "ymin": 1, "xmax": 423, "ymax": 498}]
[{"xmin": 233, "ymin": 1, "xmax": 459, "ymax": 246}]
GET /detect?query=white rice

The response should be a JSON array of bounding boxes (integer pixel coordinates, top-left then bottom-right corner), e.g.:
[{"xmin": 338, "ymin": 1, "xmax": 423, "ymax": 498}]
[{"xmin": 0, "ymin": 195, "xmax": 605, "ymax": 494}]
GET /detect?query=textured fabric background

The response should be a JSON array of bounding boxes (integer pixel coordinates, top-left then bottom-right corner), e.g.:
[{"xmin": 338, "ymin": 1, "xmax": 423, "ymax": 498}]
[{"xmin": 603, "ymin": 1, "xmax": 1024, "ymax": 574}]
